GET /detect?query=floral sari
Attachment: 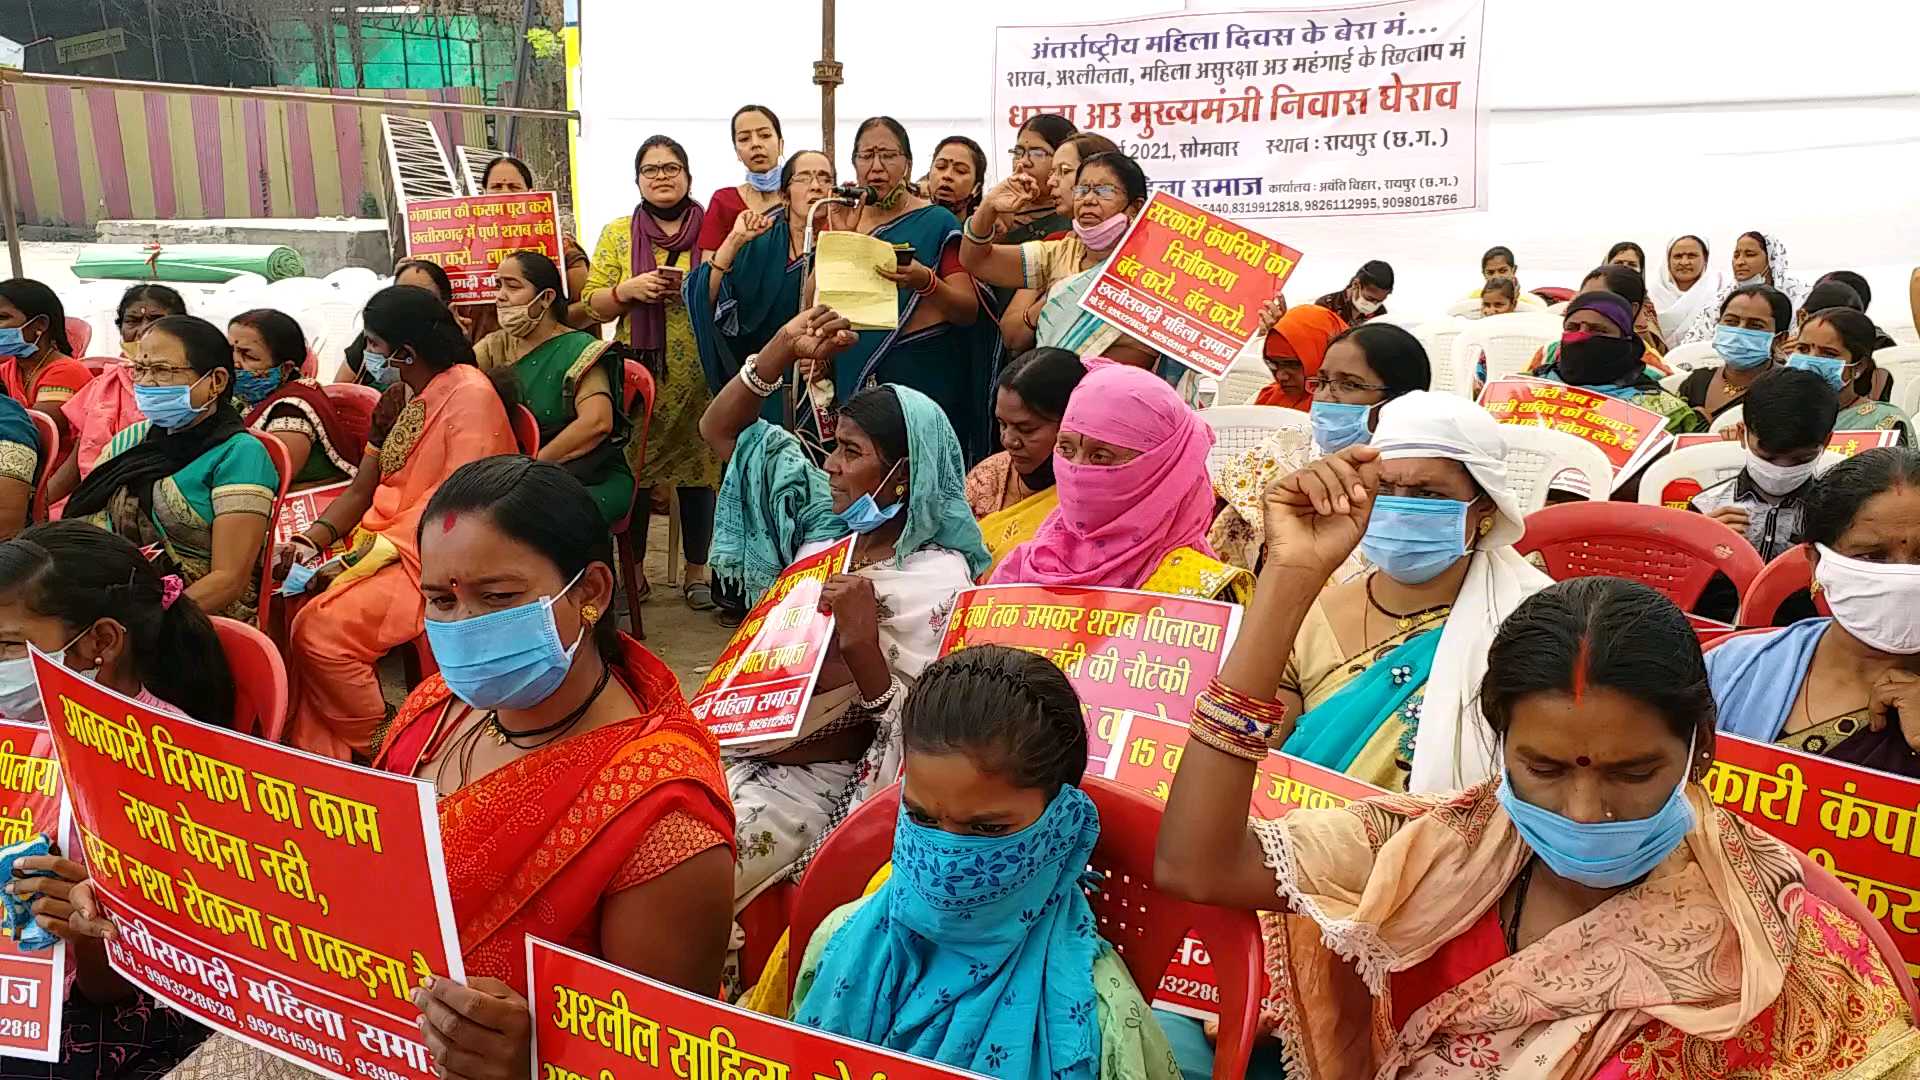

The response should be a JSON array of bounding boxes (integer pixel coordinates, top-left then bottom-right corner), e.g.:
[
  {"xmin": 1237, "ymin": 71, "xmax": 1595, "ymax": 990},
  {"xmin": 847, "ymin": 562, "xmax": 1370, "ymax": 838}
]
[{"xmin": 1254, "ymin": 782, "xmax": 1920, "ymax": 1079}]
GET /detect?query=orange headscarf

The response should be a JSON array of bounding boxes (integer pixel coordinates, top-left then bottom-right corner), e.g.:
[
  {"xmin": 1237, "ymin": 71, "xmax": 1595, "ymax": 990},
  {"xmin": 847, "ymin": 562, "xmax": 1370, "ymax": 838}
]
[{"xmin": 1255, "ymin": 304, "xmax": 1348, "ymax": 411}]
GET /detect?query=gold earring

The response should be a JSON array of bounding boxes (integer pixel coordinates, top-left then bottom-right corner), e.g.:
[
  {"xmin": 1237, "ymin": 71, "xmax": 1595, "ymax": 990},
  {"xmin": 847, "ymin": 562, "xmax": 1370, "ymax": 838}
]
[
  {"xmin": 581, "ymin": 604, "xmax": 601, "ymax": 626},
  {"xmin": 894, "ymin": 483, "xmax": 906, "ymax": 496},
  {"xmin": 1809, "ymin": 580, "xmax": 1823, "ymax": 596},
  {"xmin": 1478, "ymin": 517, "xmax": 1494, "ymax": 536}
]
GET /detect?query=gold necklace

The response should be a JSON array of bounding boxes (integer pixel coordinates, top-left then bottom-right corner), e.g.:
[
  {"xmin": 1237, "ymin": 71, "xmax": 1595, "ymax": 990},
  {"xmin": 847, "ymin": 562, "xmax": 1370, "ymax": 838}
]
[{"xmin": 1365, "ymin": 573, "xmax": 1452, "ymax": 633}]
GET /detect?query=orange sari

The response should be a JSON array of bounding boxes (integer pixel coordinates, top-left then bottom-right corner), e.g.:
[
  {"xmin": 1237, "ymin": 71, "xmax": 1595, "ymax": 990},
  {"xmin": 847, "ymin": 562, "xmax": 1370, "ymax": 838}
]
[
  {"xmin": 287, "ymin": 363, "xmax": 516, "ymax": 759},
  {"xmin": 371, "ymin": 635, "xmax": 734, "ymax": 990}
]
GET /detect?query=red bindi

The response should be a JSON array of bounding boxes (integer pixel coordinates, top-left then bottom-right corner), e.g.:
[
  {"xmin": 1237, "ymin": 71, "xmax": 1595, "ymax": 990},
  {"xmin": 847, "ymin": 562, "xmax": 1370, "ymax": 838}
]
[
  {"xmin": 441, "ymin": 512, "xmax": 459, "ymax": 533},
  {"xmin": 1575, "ymin": 755, "xmax": 1592, "ymax": 768}
]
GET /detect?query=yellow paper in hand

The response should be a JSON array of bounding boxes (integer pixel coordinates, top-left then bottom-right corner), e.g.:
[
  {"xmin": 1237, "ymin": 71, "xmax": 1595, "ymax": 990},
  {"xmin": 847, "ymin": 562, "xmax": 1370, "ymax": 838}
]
[{"xmin": 815, "ymin": 231, "xmax": 901, "ymax": 331}]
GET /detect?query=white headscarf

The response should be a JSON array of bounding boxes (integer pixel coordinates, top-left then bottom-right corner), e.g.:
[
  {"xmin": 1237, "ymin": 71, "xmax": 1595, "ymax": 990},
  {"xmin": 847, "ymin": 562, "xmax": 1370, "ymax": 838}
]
[
  {"xmin": 1369, "ymin": 392, "xmax": 1553, "ymax": 793},
  {"xmin": 1676, "ymin": 232, "xmax": 1812, "ymax": 345},
  {"xmin": 1650, "ymin": 234, "xmax": 1726, "ymax": 343}
]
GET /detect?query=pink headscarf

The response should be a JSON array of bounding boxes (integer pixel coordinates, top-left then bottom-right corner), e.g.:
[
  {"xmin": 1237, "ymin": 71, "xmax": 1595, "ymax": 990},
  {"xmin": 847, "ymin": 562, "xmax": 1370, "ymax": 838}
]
[{"xmin": 991, "ymin": 359, "xmax": 1217, "ymax": 589}]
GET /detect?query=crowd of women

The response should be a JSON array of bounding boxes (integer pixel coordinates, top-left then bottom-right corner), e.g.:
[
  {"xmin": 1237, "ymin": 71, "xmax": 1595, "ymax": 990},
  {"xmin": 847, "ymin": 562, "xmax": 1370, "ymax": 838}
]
[{"xmin": 0, "ymin": 104, "xmax": 1917, "ymax": 1078}]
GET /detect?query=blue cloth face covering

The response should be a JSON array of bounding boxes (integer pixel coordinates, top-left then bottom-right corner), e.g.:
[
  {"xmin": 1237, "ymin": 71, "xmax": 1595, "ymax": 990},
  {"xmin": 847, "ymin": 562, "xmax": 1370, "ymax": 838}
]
[
  {"xmin": 1712, "ymin": 325, "xmax": 1776, "ymax": 371},
  {"xmin": 234, "ymin": 366, "xmax": 286, "ymax": 406},
  {"xmin": 1310, "ymin": 401, "xmax": 1372, "ymax": 454},
  {"xmin": 794, "ymin": 785, "xmax": 1105, "ymax": 1080},
  {"xmin": 133, "ymin": 375, "xmax": 210, "ymax": 431},
  {"xmin": 1497, "ymin": 732, "xmax": 1696, "ymax": 888},
  {"xmin": 424, "ymin": 570, "xmax": 586, "ymax": 711},
  {"xmin": 1787, "ymin": 352, "xmax": 1845, "ymax": 391},
  {"xmin": 1360, "ymin": 496, "xmax": 1470, "ymax": 584},
  {"xmin": 837, "ymin": 460, "xmax": 905, "ymax": 534}
]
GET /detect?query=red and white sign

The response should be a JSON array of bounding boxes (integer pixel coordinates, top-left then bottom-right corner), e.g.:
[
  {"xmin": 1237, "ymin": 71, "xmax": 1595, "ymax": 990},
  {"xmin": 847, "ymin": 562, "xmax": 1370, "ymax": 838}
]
[
  {"xmin": 402, "ymin": 190, "xmax": 564, "ymax": 304},
  {"xmin": 690, "ymin": 537, "xmax": 855, "ymax": 747},
  {"xmin": 527, "ymin": 937, "xmax": 983, "ymax": 1079},
  {"xmin": 36, "ymin": 653, "xmax": 463, "ymax": 1080},
  {"xmin": 270, "ymin": 480, "xmax": 351, "ymax": 555},
  {"xmin": 1078, "ymin": 192, "xmax": 1303, "ymax": 378},
  {"xmin": 0, "ymin": 719, "xmax": 68, "ymax": 1061},
  {"xmin": 1480, "ymin": 376, "xmax": 1673, "ymax": 490}
]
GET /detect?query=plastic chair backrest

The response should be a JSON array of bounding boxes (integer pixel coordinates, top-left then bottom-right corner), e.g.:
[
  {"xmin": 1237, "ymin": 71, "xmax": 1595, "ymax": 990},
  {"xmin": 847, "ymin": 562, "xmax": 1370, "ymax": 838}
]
[
  {"xmin": 786, "ymin": 780, "xmax": 1264, "ymax": 1079},
  {"xmin": 1515, "ymin": 501, "xmax": 1765, "ymax": 611},
  {"xmin": 1412, "ymin": 319, "xmax": 1468, "ymax": 393},
  {"xmin": 1880, "ymin": 346, "xmax": 1920, "ymax": 419},
  {"xmin": 210, "ymin": 616, "xmax": 289, "ymax": 742},
  {"xmin": 319, "ymin": 381, "xmax": 380, "ymax": 454},
  {"xmin": 26, "ymin": 410, "xmax": 58, "ymax": 520},
  {"xmin": 246, "ymin": 431, "xmax": 295, "ymax": 632},
  {"xmin": 511, "ymin": 404, "xmax": 541, "ymax": 456},
  {"xmin": 1497, "ymin": 424, "xmax": 1612, "ymax": 513},
  {"xmin": 1444, "ymin": 296, "xmax": 1484, "ymax": 319},
  {"xmin": 79, "ymin": 355, "xmax": 119, "ymax": 376},
  {"xmin": 1212, "ymin": 350, "xmax": 1274, "ymax": 409},
  {"xmin": 1198, "ymin": 405, "xmax": 1310, "ymax": 483},
  {"xmin": 1663, "ymin": 340, "xmax": 1722, "ymax": 374},
  {"xmin": 1735, "ymin": 544, "xmax": 1832, "ymax": 627},
  {"xmin": 610, "ymin": 360, "xmax": 657, "ymax": 537},
  {"xmin": 1635, "ymin": 441, "xmax": 1747, "ymax": 507},
  {"xmin": 1476, "ymin": 311, "xmax": 1564, "ymax": 384},
  {"xmin": 63, "ymin": 318, "xmax": 91, "ymax": 356},
  {"xmin": 1657, "ymin": 368, "xmax": 1691, "ymax": 394},
  {"xmin": 1709, "ymin": 404, "xmax": 1745, "ymax": 434},
  {"xmin": 1794, "ymin": 847, "xmax": 1920, "ymax": 1022}
]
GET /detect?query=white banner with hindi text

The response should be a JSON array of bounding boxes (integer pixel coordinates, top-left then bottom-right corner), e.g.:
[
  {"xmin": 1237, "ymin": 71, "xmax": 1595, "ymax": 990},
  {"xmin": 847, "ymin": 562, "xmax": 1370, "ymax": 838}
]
[{"xmin": 992, "ymin": 0, "xmax": 1488, "ymax": 221}]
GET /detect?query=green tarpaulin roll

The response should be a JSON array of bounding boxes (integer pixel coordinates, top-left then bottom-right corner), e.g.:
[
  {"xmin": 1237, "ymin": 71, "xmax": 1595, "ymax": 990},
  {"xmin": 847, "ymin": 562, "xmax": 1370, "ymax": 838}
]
[{"xmin": 71, "ymin": 244, "xmax": 307, "ymax": 283}]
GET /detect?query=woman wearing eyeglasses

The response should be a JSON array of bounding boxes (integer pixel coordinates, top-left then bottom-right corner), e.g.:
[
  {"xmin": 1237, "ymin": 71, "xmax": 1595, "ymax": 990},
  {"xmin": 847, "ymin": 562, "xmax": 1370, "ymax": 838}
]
[
  {"xmin": 1000, "ymin": 114, "xmax": 1076, "ymax": 245},
  {"xmin": 579, "ymin": 135, "xmax": 725, "ymax": 611},
  {"xmin": 958, "ymin": 150, "xmax": 1159, "ymax": 368},
  {"xmin": 807, "ymin": 117, "xmax": 989, "ymax": 462}
]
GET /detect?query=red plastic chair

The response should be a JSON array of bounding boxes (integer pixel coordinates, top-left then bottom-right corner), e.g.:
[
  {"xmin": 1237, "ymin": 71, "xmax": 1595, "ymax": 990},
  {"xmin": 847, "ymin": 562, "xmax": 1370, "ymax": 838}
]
[
  {"xmin": 738, "ymin": 882, "xmax": 796, "ymax": 992},
  {"xmin": 511, "ymin": 404, "xmax": 541, "ymax": 456},
  {"xmin": 63, "ymin": 318, "xmax": 91, "ymax": 357},
  {"xmin": 788, "ymin": 779, "xmax": 1263, "ymax": 1079},
  {"xmin": 613, "ymin": 359, "xmax": 656, "ymax": 638},
  {"xmin": 1796, "ymin": 849, "xmax": 1920, "ymax": 1022},
  {"xmin": 210, "ymin": 616, "xmax": 289, "ymax": 742},
  {"xmin": 319, "ymin": 381, "xmax": 380, "ymax": 456},
  {"xmin": 247, "ymin": 431, "xmax": 295, "ymax": 634},
  {"xmin": 1736, "ymin": 545, "xmax": 1832, "ymax": 627},
  {"xmin": 26, "ymin": 409, "xmax": 58, "ymax": 521},
  {"xmin": 1515, "ymin": 502, "xmax": 1765, "ymax": 612},
  {"xmin": 78, "ymin": 355, "xmax": 121, "ymax": 377}
]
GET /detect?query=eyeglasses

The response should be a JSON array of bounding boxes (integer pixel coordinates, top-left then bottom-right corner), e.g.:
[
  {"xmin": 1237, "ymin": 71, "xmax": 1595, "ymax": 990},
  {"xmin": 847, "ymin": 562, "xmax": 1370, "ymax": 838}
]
[
  {"xmin": 129, "ymin": 363, "xmax": 197, "ymax": 386},
  {"xmin": 1072, "ymin": 183, "xmax": 1122, "ymax": 200},
  {"xmin": 853, "ymin": 149, "xmax": 904, "ymax": 165},
  {"xmin": 789, "ymin": 171, "xmax": 834, "ymax": 186},
  {"xmin": 119, "ymin": 312, "xmax": 165, "ymax": 329},
  {"xmin": 1007, "ymin": 147, "xmax": 1050, "ymax": 162},
  {"xmin": 1305, "ymin": 375, "xmax": 1391, "ymax": 396},
  {"xmin": 638, "ymin": 163, "xmax": 685, "ymax": 179}
]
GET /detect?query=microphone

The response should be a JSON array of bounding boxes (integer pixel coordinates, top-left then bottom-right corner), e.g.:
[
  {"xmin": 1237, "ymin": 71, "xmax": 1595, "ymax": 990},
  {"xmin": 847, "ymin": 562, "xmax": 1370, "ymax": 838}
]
[{"xmin": 831, "ymin": 183, "xmax": 875, "ymax": 202}]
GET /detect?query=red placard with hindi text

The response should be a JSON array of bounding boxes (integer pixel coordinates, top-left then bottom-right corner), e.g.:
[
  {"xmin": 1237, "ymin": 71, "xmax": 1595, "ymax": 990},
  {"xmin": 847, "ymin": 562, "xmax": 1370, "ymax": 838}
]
[
  {"xmin": 690, "ymin": 537, "xmax": 855, "ymax": 747},
  {"xmin": 402, "ymin": 190, "xmax": 563, "ymax": 304},
  {"xmin": 1479, "ymin": 377, "xmax": 1672, "ymax": 490},
  {"xmin": 1077, "ymin": 192, "xmax": 1303, "ymax": 378},
  {"xmin": 1704, "ymin": 732, "xmax": 1920, "ymax": 982},
  {"xmin": 34, "ymin": 652, "xmax": 463, "ymax": 1080},
  {"xmin": 270, "ymin": 480, "xmax": 352, "ymax": 557},
  {"xmin": 527, "ymin": 936, "xmax": 983, "ymax": 1079},
  {"xmin": 1102, "ymin": 709, "xmax": 1383, "ymax": 1020},
  {"xmin": 1670, "ymin": 430, "xmax": 1899, "ymax": 456},
  {"xmin": 0, "ymin": 720, "xmax": 69, "ymax": 1061},
  {"xmin": 937, "ymin": 585, "xmax": 1242, "ymax": 772}
]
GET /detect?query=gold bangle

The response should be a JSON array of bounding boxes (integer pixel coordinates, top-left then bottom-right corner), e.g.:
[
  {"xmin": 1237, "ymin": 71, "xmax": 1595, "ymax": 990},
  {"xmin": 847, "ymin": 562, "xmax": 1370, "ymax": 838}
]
[{"xmin": 1189, "ymin": 723, "xmax": 1268, "ymax": 762}]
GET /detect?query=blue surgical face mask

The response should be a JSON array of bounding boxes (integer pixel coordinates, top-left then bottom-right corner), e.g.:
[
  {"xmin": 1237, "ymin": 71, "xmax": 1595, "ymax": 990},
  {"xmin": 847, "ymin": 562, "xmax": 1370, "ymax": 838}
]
[
  {"xmin": 133, "ymin": 373, "xmax": 212, "ymax": 431},
  {"xmin": 0, "ymin": 629, "xmax": 87, "ymax": 722},
  {"xmin": 233, "ymin": 366, "xmax": 286, "ymax": 406},
  {"xmin": 745, "ymin": 166, "xmax": 783, "ymax": 193},
  {"xmin": 0, "ymin": 325, "xmax": 37, "ymax": 359},
  {"xmin": 424, "ymin": 569, "xmax": 587, "ymax": 711},
  {"xmin": 1497, "ymin": 732, "xmax": 1696, "ymax": 888},
  {"xmin": 1359, "ymin": 495, "xmax": 1471, "ymax": 584},
  {"xmin": 837, "ymin": 459, "xmax": 904, "ymax": 534},
  {"xmin": 1787, "ymin": 351, "xmax": 1845, "ymax": 391},
  {"xmin": 279, "ymin": 562, "xmax": 319, "ymax": 597},
  {"xmin": 362, "ymin": 348, "xmax": 399, "ymax": 387},
  {"xmin": 1309, "ymin": 401, "xmax": 1372, "ymax": 455},
  {"xmin": 1712, "ymin": 324, "xmax": 1775, "ymax": 371}
]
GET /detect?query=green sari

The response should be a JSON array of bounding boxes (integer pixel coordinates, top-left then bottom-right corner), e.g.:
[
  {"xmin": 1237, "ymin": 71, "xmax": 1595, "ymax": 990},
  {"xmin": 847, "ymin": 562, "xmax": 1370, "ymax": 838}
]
[
  {"xmin": 509, "ymin": 330, "xmax": 634, "ymax": 525},
  {"xmin": 87, "ymin": 421, "xmax": 277, "ymax": 622}
]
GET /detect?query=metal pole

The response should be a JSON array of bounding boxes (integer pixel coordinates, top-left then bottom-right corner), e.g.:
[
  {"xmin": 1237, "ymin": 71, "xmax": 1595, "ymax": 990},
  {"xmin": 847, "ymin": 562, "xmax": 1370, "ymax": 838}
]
[
  {"xmin": 0, "ymin": 113, "xmax": 22, "ymax": 279},
  {"xmin": 501, "ymin": 0, "xmax": 538, "ymax": 154},
  {"xmin": 813, "ymin": 0, "xmax": 841, "ymax": 161},
  {"xmin": 0, "ymin": 69, "xmax": 579, "ymax": 120}
]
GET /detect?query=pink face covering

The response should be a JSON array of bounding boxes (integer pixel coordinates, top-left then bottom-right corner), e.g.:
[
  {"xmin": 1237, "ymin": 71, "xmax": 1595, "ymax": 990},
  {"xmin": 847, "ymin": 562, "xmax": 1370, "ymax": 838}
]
[
  {"xmin": 990, "ymin": 359, "xmax": 1217, "ymax": 589},
  {"xmin": 1072, "ymin": 211, "xmax": 1131, "ymax": 254}
]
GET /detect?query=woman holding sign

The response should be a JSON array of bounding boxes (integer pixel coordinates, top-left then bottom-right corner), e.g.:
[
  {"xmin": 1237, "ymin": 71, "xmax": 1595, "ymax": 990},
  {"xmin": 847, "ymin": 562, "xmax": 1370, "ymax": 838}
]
[
  {"xmin": 1157, "ymin": 472, "xmax": 1920, "ymax": 1077},
  {"xmin": 1534, "ymin": 290, "xmax": 1703, "ymax": 434},
  {"xmin": 699, "ymin": 304, "xmax": 988, "ymax": 958},
  {"xmin": 1708, "ymin": 448, "xmax": 1920, "ymax": 777},
  {"xmin": 792, "ymin": 646, "xmax": 1181, "ymax": 1080}
]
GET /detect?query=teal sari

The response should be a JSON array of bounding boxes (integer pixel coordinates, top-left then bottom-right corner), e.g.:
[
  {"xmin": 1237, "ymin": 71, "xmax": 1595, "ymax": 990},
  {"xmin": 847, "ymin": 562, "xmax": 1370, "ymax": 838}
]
[
  {"xmin": 1283, "ymin": 630, "xmax": 1441, "ymax": 776},
  {"xmin": 686, "ymin": 207, "xmax": 804, "ymax": 428}
]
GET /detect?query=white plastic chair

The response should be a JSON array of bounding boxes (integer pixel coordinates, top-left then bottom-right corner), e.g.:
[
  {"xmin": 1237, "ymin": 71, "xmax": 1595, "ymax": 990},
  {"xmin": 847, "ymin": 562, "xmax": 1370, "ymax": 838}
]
[
  {"xmin": 1496, "ymin": 423, "xmax": 1613, "ymax": 513},
  {"xmin": 309, "ymin": 297, "xmax": 365, "ymax": 379},
  {"xmin": 323, "ymin": 267, "xmax": 381, "ymax": 293},
  {"xmin": 1412, "ymin": 318, "xmax": 1470, "ymax": 396},
  {"xmin": 1709, "ymin": 404, "xmax": 1745, "ymax": 434},
  {"xmin": 1212, "ymin": 340, "xmax": 1273, "ymax": 408},
  {"xmin": 1664, "ymin": 341, "xmax": 1722, "ymax": 374},
  {"xmin": 1445, "ymin": 297, "xmax": 1484, "ymax": 319},
  {"xmin": 1474, "ymin": 312, "xmax": 1564, "ymax": 385},
  {"xmin": 1658, "ymin": 369, "xmax": 1691, "ymax": 394},
  {"xmin": 1637, "ymin": 443, "xmax": 1846, "ymax": 507},
  {"xmin": 1877, "ymin": 345, "xmax": 1920, "ymax": 419},
  {"xmin": 1198, "ymin": 405, "xmax": 1311, "ymax": 484}
]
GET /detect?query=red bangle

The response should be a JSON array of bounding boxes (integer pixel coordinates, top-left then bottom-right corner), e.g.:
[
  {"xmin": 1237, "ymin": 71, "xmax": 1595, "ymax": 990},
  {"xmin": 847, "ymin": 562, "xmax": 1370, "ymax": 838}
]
[{"xmin": 913, "ymin": 270, "xmax": 939, "ymax": 298}]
